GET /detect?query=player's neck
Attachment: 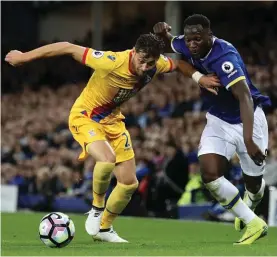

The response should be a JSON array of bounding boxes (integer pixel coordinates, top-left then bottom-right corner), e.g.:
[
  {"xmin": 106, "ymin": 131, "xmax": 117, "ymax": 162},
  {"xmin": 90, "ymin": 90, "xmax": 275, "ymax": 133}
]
[
  {"xmin": 199, "ymin": 38, "xmax": 214, "ymax": 60},
  {"xmin": 200, "ymin": 47, "xmax": 212, "ymax": 59}
]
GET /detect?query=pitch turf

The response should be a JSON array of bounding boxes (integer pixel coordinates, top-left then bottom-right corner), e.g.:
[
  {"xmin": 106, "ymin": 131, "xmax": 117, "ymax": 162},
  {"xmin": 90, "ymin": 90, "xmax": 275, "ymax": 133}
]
[{"xmin": 1, "ymin": 213, "xmax": 277, "ymax": 256}]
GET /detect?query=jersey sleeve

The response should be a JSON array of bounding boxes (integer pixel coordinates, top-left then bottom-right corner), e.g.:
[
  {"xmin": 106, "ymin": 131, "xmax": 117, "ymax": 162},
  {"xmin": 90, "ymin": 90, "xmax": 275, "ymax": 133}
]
[
  {"xmin": 171, "ymin": 35, "xmax": 184, "ymax": 54},
  {"xmin": 210, "ymin": 53, "xmax": 246, "ymax": 90},
  {"xmin": 82, "ymin": 48, "xmax": 117, "ymax": 71},
  {"xmin": 156, "ymin": 54, "xmax": 174, "ymax": 74}
]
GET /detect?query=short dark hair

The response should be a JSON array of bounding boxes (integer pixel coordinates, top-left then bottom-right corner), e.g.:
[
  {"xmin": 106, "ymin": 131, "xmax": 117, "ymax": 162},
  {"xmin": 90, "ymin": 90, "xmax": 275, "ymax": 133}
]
[
  {"xmin": 135, "ymin": 33, "xmax": 165, "ymax": 58},
  {"xmin": 184, "ymin": 14, "xmax": 211, "ymax": 29}
]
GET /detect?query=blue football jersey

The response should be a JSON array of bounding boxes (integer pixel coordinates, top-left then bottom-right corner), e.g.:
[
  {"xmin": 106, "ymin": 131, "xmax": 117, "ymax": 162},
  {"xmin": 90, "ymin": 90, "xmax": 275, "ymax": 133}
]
[{"xmin": 171, "ymin": 36, "xmax": 271, "ymax": 124}]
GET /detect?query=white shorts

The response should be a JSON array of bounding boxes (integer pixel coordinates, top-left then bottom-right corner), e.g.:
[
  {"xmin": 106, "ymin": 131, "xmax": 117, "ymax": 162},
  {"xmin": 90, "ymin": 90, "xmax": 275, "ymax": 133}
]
[{"xmin": 198, "ymin": 107, "xmax": 268, "ymax": 176}]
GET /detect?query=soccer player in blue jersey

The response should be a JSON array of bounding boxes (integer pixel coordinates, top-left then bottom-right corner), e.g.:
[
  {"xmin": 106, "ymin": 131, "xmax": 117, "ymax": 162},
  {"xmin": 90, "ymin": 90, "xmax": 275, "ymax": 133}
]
[{"xmin": 153, "ymin": 14, "xmax": 271, "ymax": 245}]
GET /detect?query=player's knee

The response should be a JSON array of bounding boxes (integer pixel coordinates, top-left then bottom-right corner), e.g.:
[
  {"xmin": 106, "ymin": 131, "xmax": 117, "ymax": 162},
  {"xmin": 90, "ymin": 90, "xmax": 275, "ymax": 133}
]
[
  {"xmin": 245, "ymin": 182, "xmax": 262, "ymax": 194},
  {"xmin": 201, "ymin": 169, "xmax": 221, "ymax": 183},
  {"xmin": 121, "ymin": 177, "xmax": 139, "ymax": 186},
  {"xmin": 199, "ymin": 155, "xmax": 226, "ymax": 183},
  {"xmin": 117, "ymin": 180, "xmax": 139, "ymax": 196},
  {"xmin": 244, "ymin": 175, "xmax": 263, "ymax": 194}
]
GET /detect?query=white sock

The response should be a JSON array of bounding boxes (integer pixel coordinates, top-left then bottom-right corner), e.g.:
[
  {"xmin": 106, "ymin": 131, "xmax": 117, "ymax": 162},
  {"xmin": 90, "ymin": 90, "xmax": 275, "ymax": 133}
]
[
  {"xmin": 206, "ymin": 176, "xmax": 255, "ymax": 224},
  {"xmin": 245, "ymin": 178, "xmax": 265, "ymax": 210}
]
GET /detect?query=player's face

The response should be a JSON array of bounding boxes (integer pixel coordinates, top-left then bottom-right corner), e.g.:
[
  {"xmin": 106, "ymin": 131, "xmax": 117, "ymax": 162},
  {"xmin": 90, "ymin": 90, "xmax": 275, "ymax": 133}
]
[
  {"xmin": 133, "ymin": 51, "xmax": 158, "ymax": 76},
  {"xmin": 184, "ymin": 25, "xmax": 212, "ymax": 59}
]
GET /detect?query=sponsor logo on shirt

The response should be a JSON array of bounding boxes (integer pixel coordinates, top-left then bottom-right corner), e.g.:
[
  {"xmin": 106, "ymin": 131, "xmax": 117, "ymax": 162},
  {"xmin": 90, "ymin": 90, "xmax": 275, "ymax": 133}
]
[{"xmin": 227, "ymin": 69, "xmax": 238, "ymax": 78}]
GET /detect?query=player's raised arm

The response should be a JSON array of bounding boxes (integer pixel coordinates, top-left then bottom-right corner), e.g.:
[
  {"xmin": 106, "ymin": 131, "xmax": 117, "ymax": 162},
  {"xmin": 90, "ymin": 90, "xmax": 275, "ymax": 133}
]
[
  {"xmin": 5, "ymin": 42, "xmax": 86, "ymax": 66},
  {"xmin": 153, "ymin": 22, "xmax": 175, "ymax": 53},
  {"xmin": 230, "ymin": 82, "xmax": 266, "ymax": 166}
]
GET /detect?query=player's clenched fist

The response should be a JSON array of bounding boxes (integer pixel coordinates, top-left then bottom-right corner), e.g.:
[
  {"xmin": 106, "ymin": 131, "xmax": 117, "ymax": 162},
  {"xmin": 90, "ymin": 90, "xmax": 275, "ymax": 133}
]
[
  {"xmin": 5, "ymin": 50, "xmax": 25, "ymax": 66},
  {"xmin": 153, "ymin": 22, "xmax": 172, "ymax": 35}
]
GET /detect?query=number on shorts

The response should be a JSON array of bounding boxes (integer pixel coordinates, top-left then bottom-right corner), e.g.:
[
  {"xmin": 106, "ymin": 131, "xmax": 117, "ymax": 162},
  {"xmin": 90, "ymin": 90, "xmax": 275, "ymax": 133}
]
[{"xmin": 122, "ymin": 132, "xmax": 130, "ymax": 148}]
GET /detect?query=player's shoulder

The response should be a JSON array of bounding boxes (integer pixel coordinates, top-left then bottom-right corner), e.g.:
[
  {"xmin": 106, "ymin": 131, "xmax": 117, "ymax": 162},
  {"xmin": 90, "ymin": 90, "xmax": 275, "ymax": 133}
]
[
  {"xmin": 157, "ymin": 54, "xmax": 170, "ymax": 63},
  {"xmin": 107, "ymin": 49, "xmax": 130, "ymax": 69},
  {"xmin": 210, "ymin": 37, "xmax": 238, "ymax": 60},
  {"xmin": 88, "ymin": 48, "xmax": 119, "ymax": 64},
  {"xmin": 155, "ymin": 54, "xmax": 174, "ymax": 74},
  {"xmin": 214, "ymin": 37, "xmax": 237, "ymax": 52},
  {"xmin": 171, "ymin": 35, "xmax": 190, "ymax": 55},
  {"xmin": 174, "ymin": 35, "xmax": 185, "ymax": 41}
]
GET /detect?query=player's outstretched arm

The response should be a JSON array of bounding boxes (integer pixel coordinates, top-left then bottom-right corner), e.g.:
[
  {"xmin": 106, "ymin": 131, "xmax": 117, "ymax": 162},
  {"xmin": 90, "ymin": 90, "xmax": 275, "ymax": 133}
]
[
  {"xmin": 174, "ymin": 60, "xmax": 221, "ymax": 95},
  {"xmin": 5, "ymin": 42, "xmax": 86, "ymax": 66},
  {"xmin": 153, "ymin": 22, "xmax": 174, "ymax": 53},
  {"xmin": 231, "ymin": 81, "xmax": 266, "ymax": 166}
]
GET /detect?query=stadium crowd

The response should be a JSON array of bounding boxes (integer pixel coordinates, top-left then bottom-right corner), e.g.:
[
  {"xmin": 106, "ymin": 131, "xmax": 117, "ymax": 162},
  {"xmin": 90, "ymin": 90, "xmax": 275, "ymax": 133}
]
[
  {"xmin": 2, "ymin": 7, "xmax": 277, "ymax": 219},
  {"xmin": 2, "ymin": 65, "xmax": 277, "ymax": 217}
]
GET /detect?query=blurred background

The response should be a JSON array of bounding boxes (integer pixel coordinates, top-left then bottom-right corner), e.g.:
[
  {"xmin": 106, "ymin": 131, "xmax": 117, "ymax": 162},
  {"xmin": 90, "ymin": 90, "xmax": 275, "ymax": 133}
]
[{"xmin": 1, "ymin": 1, "xmax": 277, "ymax": 226}]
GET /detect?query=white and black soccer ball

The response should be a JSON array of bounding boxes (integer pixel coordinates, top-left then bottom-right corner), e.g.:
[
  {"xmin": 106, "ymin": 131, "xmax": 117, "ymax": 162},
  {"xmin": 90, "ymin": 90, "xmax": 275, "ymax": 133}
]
[{"xmin": 39, "ymin": 212, "xmax": 75, "ymax": 248}]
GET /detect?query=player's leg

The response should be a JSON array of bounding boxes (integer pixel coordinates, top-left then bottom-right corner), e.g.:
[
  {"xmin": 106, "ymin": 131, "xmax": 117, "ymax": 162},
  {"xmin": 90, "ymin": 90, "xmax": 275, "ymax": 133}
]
[
  {"xmin": 84, "ymin": 141, "xmax": 117, "ymax": 236},
  {"xmin": 234, "ymin": 174, "xmax": 265, "ymax": 231},
  {"xmin": 94, "ymin": 158, "xmax": 138, "ymax": 243},
  {"xmin": 199, "ymin": 113, "xmax": 266, "ymax": 245},
  {"xmin": 235, "ymin": 107, "xmax": 268, "ymax": 232},
  {"xmin": 243, "ymin": 174, "xmax": 265, "ymax": 210},
  {"xmin": 86, "ymin": 141, "xmax": 116, "ymax": 208},
  {"xmin": 101, "ymin": 158, "xmax": 138, "ymax": 229},
  {"xmin": 200, "ymin": 153, "xmax": 256, "ymax": 227},
  {"xmin": 94, "ymin": 129, "xmax": 137, "ymax": 243},
  {"xmin": 69, "ymin": 115, "xmax": 116, "ymax": 235}
]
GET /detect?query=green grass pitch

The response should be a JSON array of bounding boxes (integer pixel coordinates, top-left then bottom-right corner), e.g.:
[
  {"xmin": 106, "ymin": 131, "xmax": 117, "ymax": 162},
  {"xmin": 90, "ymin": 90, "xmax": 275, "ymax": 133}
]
[{"xmin": 1, "ymin": 212, "xmax": 277, "ymax": 256}]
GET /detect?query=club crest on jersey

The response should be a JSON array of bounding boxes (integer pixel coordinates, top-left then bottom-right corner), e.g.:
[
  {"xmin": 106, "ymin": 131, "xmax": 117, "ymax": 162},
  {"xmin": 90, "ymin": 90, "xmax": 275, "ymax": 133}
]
[
  {"xmin": 92, "ymin": 50, "xmax": 104, "ymax": 58},
  {"xmin": 221, "ymin": 61, "xmax": 234, "ymax": 74},
  {"xmin": 107, "ymin": 55, "xmax": 116, "ymax": 61}
]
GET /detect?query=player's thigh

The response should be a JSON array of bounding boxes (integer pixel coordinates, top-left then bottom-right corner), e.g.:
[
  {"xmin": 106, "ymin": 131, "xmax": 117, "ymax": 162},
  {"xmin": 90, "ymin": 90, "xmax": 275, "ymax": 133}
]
[
  {"xmin": 236, "ymin": 107, "xmax": 268, "ymax": 177},
  {"xmin": 113, "ymin": 157, "xmax": 137, "ymax": 185},
  {"xmin": 198, "ymin": 113, "xmax": 236, "ymax": 160},
  {"xmin": 109, "ymin": 129, "xmax": 135, "ymax": 164},
  {"xmin": 87, "ymin": 141, "xmax": 116, "ymax": 163},
  {"xmin": 198, "ymin": 119, "xmax": 236, "ymax": 183},
  {"xmin": 69, "ymin": 114, "xmax": 115, "ymax": 162}
]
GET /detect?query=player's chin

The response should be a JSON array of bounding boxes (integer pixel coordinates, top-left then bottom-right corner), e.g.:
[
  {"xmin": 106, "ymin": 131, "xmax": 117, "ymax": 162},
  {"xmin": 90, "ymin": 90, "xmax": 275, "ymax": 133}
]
[
  {"xmin": 138, "ymin": 71, "xmax": 146, "ymax": 77},
  {"xmin": 191, "ymin": 52, "xmax": 201, "ymax": 59}
]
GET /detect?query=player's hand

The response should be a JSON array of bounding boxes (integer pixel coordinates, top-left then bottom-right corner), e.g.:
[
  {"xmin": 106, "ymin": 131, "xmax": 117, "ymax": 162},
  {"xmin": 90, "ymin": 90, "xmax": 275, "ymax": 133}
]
[
  {"xmin": 245, "ymin": 139, "xmax": 267, "ymax": 166},
  {"xmin": 199, "ymin": 75, "xmax": 221, "ymax": 95},
  {"xmin": 153, "ymin": 22, "xmax": 172, "ymax": 35},
  {"xmin": 5, "ymin": 50, "xmax": 25, "ymax": 66}
]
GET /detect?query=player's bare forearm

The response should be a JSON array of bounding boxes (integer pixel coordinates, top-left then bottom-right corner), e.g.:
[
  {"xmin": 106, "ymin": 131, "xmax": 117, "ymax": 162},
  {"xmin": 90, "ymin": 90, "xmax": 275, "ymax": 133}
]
[
  {"xmin": 172, "ymin": 60, "xmax": 221, "ymax": 94},
  {"xmin": 175, "ymin": 60, "xmax": 196, "ymax": 77},
  {"xmin": 158, "ymin": 32, "xmax": 174, "ymax": 53},
  {"xmin": 231, "ymin": 81, "xmax": 254, "ymax": 143},
  {"xmin": 5, "ymin": 42, "xmax": 86, "ymax": 66},
  {"xmin": 24, "ymin": 42, "xmax": 85, "ymax": 62}
]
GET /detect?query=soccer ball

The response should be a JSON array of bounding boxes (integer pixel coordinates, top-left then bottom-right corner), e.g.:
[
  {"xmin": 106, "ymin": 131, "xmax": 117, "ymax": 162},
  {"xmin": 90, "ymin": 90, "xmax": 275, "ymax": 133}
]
[{"xmin": 39, "ymin": 212, "xmax": 75, "ymax": 248}]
